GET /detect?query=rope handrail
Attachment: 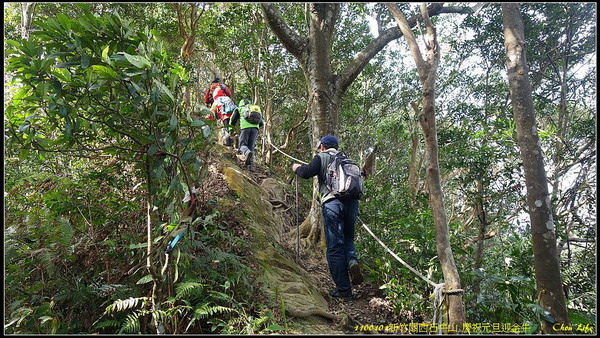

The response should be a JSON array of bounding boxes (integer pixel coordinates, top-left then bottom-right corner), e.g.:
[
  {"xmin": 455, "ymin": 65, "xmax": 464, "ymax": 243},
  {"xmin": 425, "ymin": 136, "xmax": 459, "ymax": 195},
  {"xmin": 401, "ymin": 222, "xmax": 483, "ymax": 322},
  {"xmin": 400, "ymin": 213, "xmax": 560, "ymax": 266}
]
[
  {"xmin": 358, "ymin": 216, "xmax": 450, "ymax": 327},
  {"xmin": 264, "ymin": 136, "xmax": 308, "ymax": 165},
  {"xmin": 357, "ymin": 216, "xmax": 439, "ymax": 288},
  {"xmin": 262, "ymin": 135, "xmax": 463, "ymax": 325},
  {"xmin": 266, "ymin": 138, "xmax": 441, "ymax": 289}
]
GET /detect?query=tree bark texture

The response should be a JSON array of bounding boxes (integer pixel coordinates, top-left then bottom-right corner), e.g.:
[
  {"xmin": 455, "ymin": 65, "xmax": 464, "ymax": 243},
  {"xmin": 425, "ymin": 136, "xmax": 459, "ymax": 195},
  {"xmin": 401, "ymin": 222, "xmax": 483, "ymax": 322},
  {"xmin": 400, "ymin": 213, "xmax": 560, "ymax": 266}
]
[
  {"xmin": 175, "ymin": 3, "xmax": 204, "ymax": 108},
  {"xmin": 21, "ymin": 3, "xmax": 36, "ymax": 40},
  {"xmin": 409, "ymin": 101, "xmax": 424, "ymax": 204},
  {"xmin": 386, "ymin": 2, "xmax": 465, "ymax": 328},
  {"xmin": 501, "ymin": 3, "xmax": 570, "ymax": 333}
]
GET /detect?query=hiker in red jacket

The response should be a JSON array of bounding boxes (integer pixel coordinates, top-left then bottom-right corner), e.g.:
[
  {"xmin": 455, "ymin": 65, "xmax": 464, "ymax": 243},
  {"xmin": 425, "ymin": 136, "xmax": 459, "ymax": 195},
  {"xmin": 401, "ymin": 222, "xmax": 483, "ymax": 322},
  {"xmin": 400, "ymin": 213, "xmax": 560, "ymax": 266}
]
[
  {"xmin": 204, "ymin": 77, "xmax": 235, "ymax": 146},
  {"xmin": 203, "ymin": 77, "xmax": 232, "ymax": 107}
]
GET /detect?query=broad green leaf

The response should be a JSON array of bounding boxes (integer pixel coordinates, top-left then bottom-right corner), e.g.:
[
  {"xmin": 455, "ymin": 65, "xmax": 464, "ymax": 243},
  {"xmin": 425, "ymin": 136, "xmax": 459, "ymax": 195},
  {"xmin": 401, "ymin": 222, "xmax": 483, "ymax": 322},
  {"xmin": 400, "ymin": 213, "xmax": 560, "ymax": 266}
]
[
  {"xmin": 35, "ymin": 82, "xmax": 49, "ymax": 98},
  {"xmin": 153, "ymin": 79, "xmax": 174, "ymax": 102},
  {"xmin": 164, "ymin": 136, "xmax": 174, "ymax": 150},
  {"xmin": 78, "ymin": 17, "xmax": 94, "ymax": 32},
  {"xmin": 91, "ymin": 65, "xmax": 118, "ymax": 80},
  {"xmin": 136, "ymin": 274, "xmax": 153, "ymax": 285},
  {"xmin": 168, "ymin": 114, "xmax": 178, "ymax": 131},
  {"xmin": 122, "ymin": 52, "xmax": 144, "ymax": 68},
  {"xmin": 168, "ymin": 177, "xmax": 180, "ymax": 193},
  {"xmin": 6, "ymin": 40, "xmax": 21, "ymax": 49},
  {"xmin": 202, "ymin": 125, "xmax": 211, "ymax": 138},
  {"xmin": 56, "ymin": 62, "xmax": 80, "ymax": 69},
  {"xmin": 56, "ymin": 13, "xmax": 72, "ymax": 31},
  {"xmin": 264, "ymin": 324, "xmax": 286, "ymax": 332},
  {"xmin": 191, "ymin": 118, "xmax": 204, "ymax": 127},
  {"xmin": 181, "ymin": 151, "xmax": 195, "ymax": 162},
  {"xmin": 129, "ymin": 81, "xmax": 143, "ymax": 95},
  {"xmin": 101, "ymin": 45, "xmax": 110, "ymax": 63},
  {"xmin": 13, "ymin": 86, "xmax": 31, "ymax": 101},
  {"xmin": 81, "ymin": 54, "xmax": 90, "ymax": 68},
  {"xmin": 193, "ymin": 158, "xmax": 202, "ymax": 171},
  {"xmin": 147, "ymin": 144, "xmax": 159, "ymax": 156}
]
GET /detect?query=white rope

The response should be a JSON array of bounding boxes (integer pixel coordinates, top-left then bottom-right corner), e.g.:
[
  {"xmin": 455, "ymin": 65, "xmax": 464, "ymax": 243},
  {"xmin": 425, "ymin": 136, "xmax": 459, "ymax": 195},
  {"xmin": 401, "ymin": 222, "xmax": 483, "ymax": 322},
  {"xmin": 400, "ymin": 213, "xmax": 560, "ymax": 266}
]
[
  {"xmin": 432, "ymin": 283, "xmax": 445, "ymax": 333},
  {"xmin": 357, "ymin": 216, "xmax": 438, "ymax": 288},
  {"xmin": 264, "ymin": 136, "xmax": 308, "ymax": 165},
  {"xmin": 357, "ymin": 216, "xmax": 448, "ymax": 330}
]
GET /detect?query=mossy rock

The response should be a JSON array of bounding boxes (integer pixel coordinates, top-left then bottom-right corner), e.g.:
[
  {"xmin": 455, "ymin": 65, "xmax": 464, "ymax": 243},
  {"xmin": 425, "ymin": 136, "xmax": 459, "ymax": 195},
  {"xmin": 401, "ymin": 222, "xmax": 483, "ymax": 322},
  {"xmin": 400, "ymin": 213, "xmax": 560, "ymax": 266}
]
[{"xmin": 221, "ymin": 161, "xmax": 342, "ymax": 332}]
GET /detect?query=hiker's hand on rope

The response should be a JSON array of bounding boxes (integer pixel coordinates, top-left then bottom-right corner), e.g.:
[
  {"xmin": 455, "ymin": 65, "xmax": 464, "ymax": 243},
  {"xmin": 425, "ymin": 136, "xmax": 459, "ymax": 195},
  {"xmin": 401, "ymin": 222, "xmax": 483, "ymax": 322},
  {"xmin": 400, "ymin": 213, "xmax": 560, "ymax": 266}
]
[{"xmin": 292, "ymin": 163, "xmax": 301, "ymax": 172}]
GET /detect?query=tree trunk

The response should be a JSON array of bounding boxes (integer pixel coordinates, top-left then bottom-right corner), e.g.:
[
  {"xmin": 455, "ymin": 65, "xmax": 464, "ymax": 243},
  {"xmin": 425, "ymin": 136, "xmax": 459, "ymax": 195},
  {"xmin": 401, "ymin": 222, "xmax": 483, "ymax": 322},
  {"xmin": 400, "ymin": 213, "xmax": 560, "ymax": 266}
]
[
  {"xmin": 408, "ymin": 101, "xmax": 424, "ymax": 204},
  {"xmin": 550, "ymin": 8, "xmax": 575, "ymax": 267},
  {"xmin": 175, "ymin": 4, "xmax": 204, "ymax": 108},
  {"xmin": 501, "ymin": 3, "xmax": 570, "ymax": 333},
  {"xmin": 470, "ymin": 180, "xmax": 487, "ymax": 305},
  {"xmin": 386, "ymin": 2, "xmax": 465, "ymax": 328},
  {"xmin": 264, "ymin": 93, "xmax": 274, "ymax": 166},
  {"xmin": 21, "ymin": 3, "xmax": 36, "ymax": 40}
]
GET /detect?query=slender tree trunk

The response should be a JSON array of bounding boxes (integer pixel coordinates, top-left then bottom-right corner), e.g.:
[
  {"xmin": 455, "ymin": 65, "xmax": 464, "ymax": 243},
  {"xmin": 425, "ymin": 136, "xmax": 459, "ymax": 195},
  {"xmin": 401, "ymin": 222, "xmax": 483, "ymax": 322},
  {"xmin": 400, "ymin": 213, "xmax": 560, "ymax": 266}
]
[
  {"xmin": 470, "ymin": 180, "xmax": 487, "ymax": 303},
  {"xmin": 386, "ymin": 2, "xmax": 465, "ymax": 328},
  {"xmin": 501, "ymin": 4, "xmax": 570, "ymax": 333},
  {"xmin": 408, "ymin": 101, "xmax": 424, "ymax": 204},
  {"xmin": 21, "ymin": 3, "xmax": 36, "ymax": 40},
  {"xmin": 175, "ymin": 3, "xmax": 204, "ymax": 108},
  {"xmin": 550, "ymin": 9, "xmax": 575, "ymax": 267},
  {"xmin": 264, "ymin": 94, "xmax": 274, "ymax": 166}
]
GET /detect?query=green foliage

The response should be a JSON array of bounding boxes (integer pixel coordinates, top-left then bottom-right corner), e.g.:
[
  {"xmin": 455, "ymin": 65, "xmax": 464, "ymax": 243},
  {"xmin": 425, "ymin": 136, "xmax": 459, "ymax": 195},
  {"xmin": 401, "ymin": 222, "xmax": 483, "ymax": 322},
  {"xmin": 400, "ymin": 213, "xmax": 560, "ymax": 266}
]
[
  {"xmin": 4, "ymin": 152, "xmax": 143, "ymax": 334},
  {"xmin": 4, "ymin": 6, "xmax": 213, "ymax": 334},
  {"xmin": 92, "ymin": 210, "xmax": 277, "ymax": 334},
  {"xmin": 4, "ymin": 2, "xmax": 596, "ymax": 334}
]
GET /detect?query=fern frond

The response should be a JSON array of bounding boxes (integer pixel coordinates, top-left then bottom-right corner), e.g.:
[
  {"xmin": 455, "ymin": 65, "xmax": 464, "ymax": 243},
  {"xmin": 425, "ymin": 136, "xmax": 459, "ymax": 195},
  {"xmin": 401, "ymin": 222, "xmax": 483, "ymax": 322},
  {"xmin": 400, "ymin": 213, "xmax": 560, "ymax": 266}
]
[
  {"xmin": 193, "ymin": 303, "xmax": 236, "ymax": 319},
  {"xmin": 175, "ymin": 281, "xmax": 205, "ymax": 299},
  {"xmin": 119, "ymin": 313, "xmax": 141, "ymax": 334},
  {"xmin": 208, "ymin": 290, "xmax": 232, "ymax": 302},
  {"xmin": 94, "ymin": 319, "xmax": 121, "ymax": 330},
  {"xmin": 106, "ymin": 297, "xmax": 148, "ymax": 313},
  {"xmin": 150, "ymin": 309, "xmax": 169, "ymax": 325}
]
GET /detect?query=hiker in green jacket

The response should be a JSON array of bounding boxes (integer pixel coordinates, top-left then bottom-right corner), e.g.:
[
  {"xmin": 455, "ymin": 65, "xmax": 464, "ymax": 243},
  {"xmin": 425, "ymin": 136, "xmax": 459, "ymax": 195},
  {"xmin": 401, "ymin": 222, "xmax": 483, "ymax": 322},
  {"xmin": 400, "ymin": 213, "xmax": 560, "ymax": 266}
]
[{"xmin": 230, "ymin": 99, "xmax": 264, "ymax": 167}]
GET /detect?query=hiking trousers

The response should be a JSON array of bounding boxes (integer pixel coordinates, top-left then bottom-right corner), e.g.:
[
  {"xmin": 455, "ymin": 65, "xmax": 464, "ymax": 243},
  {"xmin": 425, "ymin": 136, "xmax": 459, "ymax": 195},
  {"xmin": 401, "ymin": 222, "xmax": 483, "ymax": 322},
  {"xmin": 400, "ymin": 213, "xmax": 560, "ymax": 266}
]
[
  {"xmin": 239, "ymin": 127, "xmax": 259, "ymax": 163},
  {"xmin": 322, "ymin": 198, "xmax": 359, "ymax": 293}
]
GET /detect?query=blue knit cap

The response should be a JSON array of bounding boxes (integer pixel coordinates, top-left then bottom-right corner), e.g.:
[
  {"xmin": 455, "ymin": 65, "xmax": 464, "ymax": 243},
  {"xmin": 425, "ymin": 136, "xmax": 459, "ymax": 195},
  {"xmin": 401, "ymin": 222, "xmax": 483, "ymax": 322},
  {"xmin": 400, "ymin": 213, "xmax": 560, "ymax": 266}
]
[{"xmin": 318, "ymin": 135, "xmax": 338, "ymax": 149}]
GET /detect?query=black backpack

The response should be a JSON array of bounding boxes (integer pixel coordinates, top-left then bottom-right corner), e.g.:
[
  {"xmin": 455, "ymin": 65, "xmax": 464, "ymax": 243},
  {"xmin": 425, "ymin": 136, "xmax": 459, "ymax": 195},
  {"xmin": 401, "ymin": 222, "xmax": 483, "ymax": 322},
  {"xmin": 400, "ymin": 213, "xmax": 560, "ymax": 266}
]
[
  {"xmin": 242, "ymin": 104, "xmax": 262, "ymax": 124},
  {"xmin": 322, "ymin": 151, "xmax": 364, "ymax": 200}
]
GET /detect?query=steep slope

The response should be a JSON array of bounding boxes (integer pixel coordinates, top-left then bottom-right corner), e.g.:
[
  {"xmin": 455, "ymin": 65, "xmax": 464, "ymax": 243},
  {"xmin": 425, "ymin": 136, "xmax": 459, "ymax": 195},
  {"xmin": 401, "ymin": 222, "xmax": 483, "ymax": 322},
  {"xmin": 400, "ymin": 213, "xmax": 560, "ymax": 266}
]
[{"xmin": 205, "ymin": 144, "xmax": 346, "ymax": 334}]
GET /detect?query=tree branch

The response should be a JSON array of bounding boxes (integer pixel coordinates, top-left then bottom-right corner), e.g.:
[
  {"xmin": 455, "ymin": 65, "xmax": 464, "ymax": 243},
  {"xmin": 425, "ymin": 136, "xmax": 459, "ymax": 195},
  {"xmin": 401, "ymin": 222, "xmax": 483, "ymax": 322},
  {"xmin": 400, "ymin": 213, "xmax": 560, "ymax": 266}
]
[
  {"xmin": 386, "ymin": 3, "xmax": 427, "ymax": 79},
  {"xmin": 279, "ymin": 112, "xmax": 309, "ymax": 150},
  {"xmin": 260, "ymin": 3, "xmax": 307, "ymax": 60},
  {"xmin": 337, "ymin": 3, "xmax": 471, "ymax": 94}
]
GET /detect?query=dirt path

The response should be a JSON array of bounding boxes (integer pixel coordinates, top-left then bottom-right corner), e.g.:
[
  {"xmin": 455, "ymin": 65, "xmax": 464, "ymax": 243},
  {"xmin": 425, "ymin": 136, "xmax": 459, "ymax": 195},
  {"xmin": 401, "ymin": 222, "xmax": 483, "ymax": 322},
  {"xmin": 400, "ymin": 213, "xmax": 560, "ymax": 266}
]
[{"xmin": 297, "ymin": 250, "xmax": 407, "ymax": 334}]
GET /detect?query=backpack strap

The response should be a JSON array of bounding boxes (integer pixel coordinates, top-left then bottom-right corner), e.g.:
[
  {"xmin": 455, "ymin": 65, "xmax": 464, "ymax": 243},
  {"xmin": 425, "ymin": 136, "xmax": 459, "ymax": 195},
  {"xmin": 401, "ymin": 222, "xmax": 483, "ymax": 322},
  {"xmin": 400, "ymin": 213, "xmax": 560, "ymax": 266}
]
[{"xmin": 317, "ymin": 149, "xmax": 339, "ymax": 203}]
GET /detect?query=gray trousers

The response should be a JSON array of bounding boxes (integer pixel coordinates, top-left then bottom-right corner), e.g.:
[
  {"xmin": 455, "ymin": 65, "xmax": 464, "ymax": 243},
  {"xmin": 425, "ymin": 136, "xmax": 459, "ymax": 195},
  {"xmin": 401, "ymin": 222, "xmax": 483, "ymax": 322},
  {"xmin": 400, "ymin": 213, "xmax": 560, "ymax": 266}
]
[{"xmin": 239, "ymin": 127, "xmax": 259, "ymax": 163}]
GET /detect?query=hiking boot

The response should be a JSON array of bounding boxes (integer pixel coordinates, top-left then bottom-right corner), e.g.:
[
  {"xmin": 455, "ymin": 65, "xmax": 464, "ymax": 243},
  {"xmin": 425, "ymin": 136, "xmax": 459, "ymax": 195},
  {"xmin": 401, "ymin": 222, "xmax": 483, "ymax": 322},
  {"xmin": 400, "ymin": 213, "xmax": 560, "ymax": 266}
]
[
  {"xmin": 245, "ymin": 151, "xmax": 254, "ymax": 165},
  {"xmin": 223, "ymin": 135, "xmax": 233, "ymax": 146},
  {"xmin": 237, "ymin": 153, "xmax": 247, "ymax": 162},
  {"xmin": 349, "ymin": 260, "xmax": 364, "ymax": 285},
  {"xmin": 328, "ymin": 289, "xmax": 353, "ymax": 300}
]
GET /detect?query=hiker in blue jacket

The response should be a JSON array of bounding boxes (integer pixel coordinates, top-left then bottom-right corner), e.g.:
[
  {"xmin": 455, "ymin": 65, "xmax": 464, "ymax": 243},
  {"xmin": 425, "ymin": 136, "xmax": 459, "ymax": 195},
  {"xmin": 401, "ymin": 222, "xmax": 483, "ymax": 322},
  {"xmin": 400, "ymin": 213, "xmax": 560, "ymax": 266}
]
[{"xmin": 292, "ymin": 135, "xmax": 364, "ymax": 299}]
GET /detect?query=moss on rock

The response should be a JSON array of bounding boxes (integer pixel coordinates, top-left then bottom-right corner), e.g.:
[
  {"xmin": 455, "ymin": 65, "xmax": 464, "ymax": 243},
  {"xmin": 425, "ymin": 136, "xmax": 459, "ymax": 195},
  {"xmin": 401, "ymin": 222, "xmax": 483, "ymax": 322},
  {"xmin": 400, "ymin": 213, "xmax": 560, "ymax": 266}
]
[{"xmin": 220, "ymin": 159, "xmax": 342, "ymax": 332}]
